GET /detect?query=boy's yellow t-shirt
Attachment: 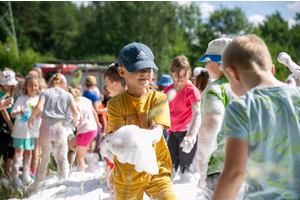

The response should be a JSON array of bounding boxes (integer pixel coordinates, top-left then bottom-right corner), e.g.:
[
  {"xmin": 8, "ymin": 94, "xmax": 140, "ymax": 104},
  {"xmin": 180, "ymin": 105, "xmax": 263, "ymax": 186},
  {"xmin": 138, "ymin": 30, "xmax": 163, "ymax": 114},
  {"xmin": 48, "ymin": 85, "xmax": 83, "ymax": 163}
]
[{"xmin": 107, "ymin": 89, "xmax": 172, "ymax": 189}]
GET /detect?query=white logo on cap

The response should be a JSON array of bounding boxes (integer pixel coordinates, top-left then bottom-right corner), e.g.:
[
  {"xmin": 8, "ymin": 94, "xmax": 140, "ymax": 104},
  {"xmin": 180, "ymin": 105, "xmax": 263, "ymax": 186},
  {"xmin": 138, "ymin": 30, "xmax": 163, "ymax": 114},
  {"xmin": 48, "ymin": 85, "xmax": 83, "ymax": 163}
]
[
  {"xmin": 205, "ymin": 57, "xmax": 211, "ymax": 61},
  {"xmin": 136, "ymin": 51, "xmax": 148, "ymax": 59}
]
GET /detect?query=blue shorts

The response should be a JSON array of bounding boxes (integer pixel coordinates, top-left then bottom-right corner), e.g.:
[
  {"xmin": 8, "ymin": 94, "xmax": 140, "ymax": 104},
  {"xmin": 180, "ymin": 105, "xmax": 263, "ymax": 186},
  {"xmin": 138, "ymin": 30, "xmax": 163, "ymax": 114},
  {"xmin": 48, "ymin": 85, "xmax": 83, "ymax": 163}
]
[{"xmin": 13, "ymin": 138, "xmax": 35, "ymax": 150}]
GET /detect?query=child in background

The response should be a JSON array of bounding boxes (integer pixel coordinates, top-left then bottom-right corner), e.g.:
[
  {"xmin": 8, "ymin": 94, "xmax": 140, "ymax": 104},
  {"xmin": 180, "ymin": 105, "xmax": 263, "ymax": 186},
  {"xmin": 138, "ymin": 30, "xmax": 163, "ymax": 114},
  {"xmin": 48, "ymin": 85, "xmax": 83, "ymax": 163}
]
[
  {"xmin": 103, "ymin": 62, "xmax": 127, "ymax": 197},
  {"xmin": 83, "ymin": 76, "xmax": 106, "ymax": 153},
  {"xmin": 102, "ymin": 85, "xmax": 111, "ymax": 107},
  {"xmin": 192, "ymin": 67, "xmax": 210, "ymax": 93},
  {"xmin": 213, "ymin": 35, "xmax": 300, "ymax": 199},
  {"xmin": 15, "ymin": 72, "xmax": 25, "ymax": 98},
  {"xmin": 156, "ymin": 74, "xmax": 173, "ymax": 92},
  {"xmin": 30, "ymin": 75, "xmax": 47, "ymax": 180},
  {"xmin": 156, "ymin": 74, "xmax": 173, "ymax": 142},
  {"xmin": 104, "ymin": 63, "xmax": 127, "ymax": 97},
  {"xmin": 196, "ymin": 38, "xmax": 237, "ymax": 199},
  {"xmin": 10, "ymin": 75, "xmax": 40, "ymax": 188},
  {"xmin": 164, "ymin": 55, "xmax": 201, "ymax": 183},
  {"xmin": 0, "ymin": 70, "xmax": 18, "ymax": 177},
  {"xmin": 26, "ymin": 73, "xmax": 78, "ymax": 192},
  {"xmin": 106, "ymin": 42, "xmax": 177, "ymax": 199},
  {"xmin": 29, "ymin": 67, "xmax": 47, "ymax": 89},
  {"xmin": 68, "ymin": 87, "xmax": 100, "ymax": 172}
]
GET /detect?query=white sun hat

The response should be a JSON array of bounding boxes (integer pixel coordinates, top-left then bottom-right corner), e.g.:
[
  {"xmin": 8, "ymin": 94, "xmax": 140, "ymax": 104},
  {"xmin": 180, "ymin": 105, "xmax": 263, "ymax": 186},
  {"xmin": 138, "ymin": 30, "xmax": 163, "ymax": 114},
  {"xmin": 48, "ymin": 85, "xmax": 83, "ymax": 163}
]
[
  {"xmin": 193, "ymin": 67, "xmax": 207, "ymax": 77},
  {"xmin": 198, "ymin": 38, "xmax": 232, "ymax": 63},
  {"xmin": 0, "ymin": 71, "xmax": 18, "ymax": 86}
]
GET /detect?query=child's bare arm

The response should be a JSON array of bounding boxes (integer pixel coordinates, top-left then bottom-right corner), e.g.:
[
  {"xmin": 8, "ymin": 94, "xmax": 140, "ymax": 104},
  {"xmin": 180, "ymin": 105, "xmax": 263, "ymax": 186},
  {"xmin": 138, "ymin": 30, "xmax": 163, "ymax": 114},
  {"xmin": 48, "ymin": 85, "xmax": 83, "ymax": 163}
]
[
  {"xmin": 68, "ymin": 102, "xmax": 79, "ymax": 126},
  {"xmin": 100, "ymin": 115, "xmax": 108, "ymax": 137},
  {"xmin": 91, "ymin": 105, "xmax": 101, "ymax": 126},
  {"xmin": 181, "ymin": 100, "xmax": 201, "ymax": 153},
  {"xmin": 212, "ymin": 137, "xmax": 248, "ymax": 200},
  {"xmin": 11, "ymin": 110, "xmax": 25, "ymax": 119},
  {"xmin": 197, "ymin": 93, "xmax": 225, "ymax": 188},
  {"xmin": 94, "ymin": 101, "xmax": 105, "ymax": 114}
]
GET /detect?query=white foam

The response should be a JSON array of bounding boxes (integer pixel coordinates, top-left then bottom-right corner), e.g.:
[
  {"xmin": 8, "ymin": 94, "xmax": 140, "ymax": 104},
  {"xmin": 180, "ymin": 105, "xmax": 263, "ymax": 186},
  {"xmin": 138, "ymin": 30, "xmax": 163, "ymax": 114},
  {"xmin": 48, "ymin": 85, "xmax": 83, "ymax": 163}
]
[
  {"xmin": 278, "ymin": 52, "xmax": 300, "ymax": 79},
  {"xmin": 108, "ymin": 125, "xmax": 162, "ymax": 175},
  {"xmin": 167, "ymin": 88, "xmax": 177, "ymax": 102}
]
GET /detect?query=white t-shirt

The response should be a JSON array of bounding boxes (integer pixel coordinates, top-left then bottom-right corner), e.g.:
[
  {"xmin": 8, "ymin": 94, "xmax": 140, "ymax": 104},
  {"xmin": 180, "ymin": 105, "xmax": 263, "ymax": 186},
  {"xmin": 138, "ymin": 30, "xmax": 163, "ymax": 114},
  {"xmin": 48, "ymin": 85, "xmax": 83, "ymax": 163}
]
[
  {"xmin": 11, "ymin": 95, "xmax": 41, "ymax": 138},
  {"xmin": 76, "ymin": 96, "xmax": 97, "ymax": 134}
]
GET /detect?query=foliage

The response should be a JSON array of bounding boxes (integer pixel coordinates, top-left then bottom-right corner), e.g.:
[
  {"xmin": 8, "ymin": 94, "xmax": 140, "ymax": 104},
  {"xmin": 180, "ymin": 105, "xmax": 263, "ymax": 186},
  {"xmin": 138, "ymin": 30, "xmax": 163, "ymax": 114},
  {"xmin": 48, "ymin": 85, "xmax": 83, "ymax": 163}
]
[
  {"xmin": 0, "ymin": 37, "xmax": 57, "ymax": 72},
  {"xmin": 254, "ymin": 11, "xmax": 299, "ymax": 81},
  {"xmin": 0, "ymin": 2, "xmax": 298, "ymax": 81}
]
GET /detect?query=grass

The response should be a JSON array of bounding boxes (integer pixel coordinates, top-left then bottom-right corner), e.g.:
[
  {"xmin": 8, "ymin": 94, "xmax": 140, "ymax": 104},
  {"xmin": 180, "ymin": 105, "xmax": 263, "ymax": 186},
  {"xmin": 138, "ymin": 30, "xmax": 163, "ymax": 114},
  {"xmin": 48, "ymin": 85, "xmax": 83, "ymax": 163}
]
[
  {"xmin": 0, "ymin": 151, "xmax": 59, "ymax": 200},
  {"xmin": 0, "ymin": 144, "xmax": 104, "ymax": 200}
]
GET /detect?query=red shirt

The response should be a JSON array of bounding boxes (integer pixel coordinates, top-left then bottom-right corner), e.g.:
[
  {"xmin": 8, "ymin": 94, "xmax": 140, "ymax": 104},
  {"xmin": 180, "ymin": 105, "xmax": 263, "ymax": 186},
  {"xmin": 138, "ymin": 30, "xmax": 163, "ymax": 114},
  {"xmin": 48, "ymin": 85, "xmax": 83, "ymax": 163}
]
[{"xmin": 164, "ymin": 81, "xmax": 201, "ymax": 132}]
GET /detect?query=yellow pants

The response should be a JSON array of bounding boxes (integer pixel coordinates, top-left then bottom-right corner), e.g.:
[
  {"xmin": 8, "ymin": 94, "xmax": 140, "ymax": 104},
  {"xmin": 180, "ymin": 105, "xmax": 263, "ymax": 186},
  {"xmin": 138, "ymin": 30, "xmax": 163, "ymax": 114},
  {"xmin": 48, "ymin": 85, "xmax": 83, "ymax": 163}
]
[{"xmin": 114, "ymin": 173, "xmax": 178, "ymax": 200}]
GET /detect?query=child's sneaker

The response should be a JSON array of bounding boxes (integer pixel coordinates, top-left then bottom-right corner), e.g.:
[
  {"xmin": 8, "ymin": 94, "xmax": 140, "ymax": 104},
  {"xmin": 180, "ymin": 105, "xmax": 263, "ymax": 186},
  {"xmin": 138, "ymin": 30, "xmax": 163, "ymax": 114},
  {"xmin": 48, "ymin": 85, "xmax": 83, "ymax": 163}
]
[
  {"xmin": 30, "ymin": 169, "xmax": 36, "ymax": 180},
  {"xmin": 12, "ymin": 177, "xmax": 24, "ymax": 189},
  {"xmin": 21, "ymin": 174, "xmax": 33, "ymax": 186},
  {"xmin": 0, "ymin": 178, "xmax": 9, "ymax": 188}
]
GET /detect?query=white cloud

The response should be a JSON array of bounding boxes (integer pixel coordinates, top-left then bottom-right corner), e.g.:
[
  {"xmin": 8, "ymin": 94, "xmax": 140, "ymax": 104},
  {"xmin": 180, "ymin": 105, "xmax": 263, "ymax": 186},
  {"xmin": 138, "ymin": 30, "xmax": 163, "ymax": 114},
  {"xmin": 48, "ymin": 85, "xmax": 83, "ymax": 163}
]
[
  {"xmin": 287, "ymin": 1, "xmax": 300, "ymax": 12},
  {"xmin": 199, "ymin": 2, "xmax": 216, "ymax": 19},
  {"xmin": 178, "ymin": 1, "xmax": 192, "ymax": 7},
  {"xmin": 72, "ymin": 1, "xmax": 90, "ymax": 8},
  {"xmin": 248, "ymin": 14, "xmax": 266, "ymax": 27},
  {"xmin": 288, "ymin": 17, "xmax": 296, "ymax": 29}
]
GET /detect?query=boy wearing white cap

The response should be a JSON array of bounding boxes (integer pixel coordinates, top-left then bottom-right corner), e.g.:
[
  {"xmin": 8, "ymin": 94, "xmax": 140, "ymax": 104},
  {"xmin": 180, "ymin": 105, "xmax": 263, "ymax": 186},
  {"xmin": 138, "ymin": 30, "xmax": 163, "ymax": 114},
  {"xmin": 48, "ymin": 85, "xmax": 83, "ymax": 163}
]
[
  {"xmin": 105, "ymin": 42, "xmax": 177, "ymax": 199},
  {"xmin": 196, "ymin": 38, "xmax": 238, "ymax": 199}
]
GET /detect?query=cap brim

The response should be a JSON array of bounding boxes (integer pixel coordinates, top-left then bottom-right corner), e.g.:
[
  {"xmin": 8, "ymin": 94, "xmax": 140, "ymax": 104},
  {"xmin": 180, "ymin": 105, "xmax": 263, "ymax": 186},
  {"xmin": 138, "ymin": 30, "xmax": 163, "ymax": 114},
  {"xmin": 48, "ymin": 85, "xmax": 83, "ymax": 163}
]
[
  {"xmin": 156, "ymin": 81, "xmax": 172, "ymax": 87},
  {"xmin": 198, "ymin": 55, "xmax": 222, "ymax": 63},
  {"xmin": 124, "ymin": 60, "xmax": 159, "ymax": 73}
]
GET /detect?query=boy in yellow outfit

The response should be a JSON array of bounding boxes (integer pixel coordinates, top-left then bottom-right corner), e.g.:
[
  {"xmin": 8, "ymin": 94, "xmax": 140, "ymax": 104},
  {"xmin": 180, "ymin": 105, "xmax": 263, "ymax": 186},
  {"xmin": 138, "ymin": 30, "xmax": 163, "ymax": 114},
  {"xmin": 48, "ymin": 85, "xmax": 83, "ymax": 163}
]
[{"xmin": 106, "ymin": 42, "xmax": 178, "ymax": 200}]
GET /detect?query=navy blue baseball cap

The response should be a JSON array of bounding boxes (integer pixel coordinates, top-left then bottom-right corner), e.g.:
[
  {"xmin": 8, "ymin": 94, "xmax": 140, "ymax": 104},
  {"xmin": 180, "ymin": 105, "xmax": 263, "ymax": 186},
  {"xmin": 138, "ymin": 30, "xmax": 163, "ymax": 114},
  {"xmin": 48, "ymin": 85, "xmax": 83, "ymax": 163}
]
[{"xmin": 118, "ymin": 42, "xmax": 159, "ymax": 73}]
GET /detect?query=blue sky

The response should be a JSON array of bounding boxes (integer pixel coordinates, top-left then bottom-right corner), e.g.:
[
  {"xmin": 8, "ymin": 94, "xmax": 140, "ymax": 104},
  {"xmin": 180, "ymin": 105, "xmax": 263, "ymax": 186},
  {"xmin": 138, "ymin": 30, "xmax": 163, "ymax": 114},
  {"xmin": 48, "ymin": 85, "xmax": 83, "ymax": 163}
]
[
  {"xmin": 72, "ymin": 1, "xmax": 300, "ymax": 28},
  {"xmin": 182, "ymin": 1, "xmax": 300, "ymax": 28}
]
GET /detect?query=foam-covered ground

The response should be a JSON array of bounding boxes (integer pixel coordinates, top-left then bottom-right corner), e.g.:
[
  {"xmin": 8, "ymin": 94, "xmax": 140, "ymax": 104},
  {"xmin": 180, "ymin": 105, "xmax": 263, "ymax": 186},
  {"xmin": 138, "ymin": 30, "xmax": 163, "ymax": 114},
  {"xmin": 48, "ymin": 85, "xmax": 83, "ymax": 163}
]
[{"xmin": 8, "ymin": 161, "xmax": 203, "ymax": 200}]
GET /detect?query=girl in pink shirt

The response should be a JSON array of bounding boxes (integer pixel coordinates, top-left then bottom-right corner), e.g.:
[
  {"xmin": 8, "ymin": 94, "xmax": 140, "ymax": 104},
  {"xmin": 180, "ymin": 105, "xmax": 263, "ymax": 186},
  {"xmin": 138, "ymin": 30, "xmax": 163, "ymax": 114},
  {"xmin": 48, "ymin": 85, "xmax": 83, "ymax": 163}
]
[{"xmin": 164, "ymin": 55, "xmax": 201, "ymax": 183}]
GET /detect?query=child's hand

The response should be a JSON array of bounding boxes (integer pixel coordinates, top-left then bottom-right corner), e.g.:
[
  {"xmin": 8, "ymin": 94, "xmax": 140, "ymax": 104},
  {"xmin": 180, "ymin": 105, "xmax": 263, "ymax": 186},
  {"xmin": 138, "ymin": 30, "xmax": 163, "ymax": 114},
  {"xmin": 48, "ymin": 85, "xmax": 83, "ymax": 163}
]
[
  {"xmin": 180, "ymin": 135, "xmax": 197, "ymax": 153},
  {"xmin": 19, "ymin": 109, "xmax": 26, "ymax": 115},
  {"xmin": 0, "ymin": 95, "xmax": 14, "ymax": 109},
  {"xmin": 27, "ymin": 117, "xmax": 34, "ymax": 129},
  {"xmin": 277, "ymin": 52, "xmax": 291, "ymax": 66}
]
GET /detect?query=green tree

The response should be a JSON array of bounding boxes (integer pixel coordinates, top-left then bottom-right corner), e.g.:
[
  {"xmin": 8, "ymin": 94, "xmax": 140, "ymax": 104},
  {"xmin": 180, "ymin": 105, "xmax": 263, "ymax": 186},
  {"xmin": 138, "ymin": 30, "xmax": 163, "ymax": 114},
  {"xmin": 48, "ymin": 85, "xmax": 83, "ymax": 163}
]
[
  {"xmin": 290, "ymin": 13, "xmax": 300, "ymax": 61},
  {"xmin": 196, "ymin": 6, "xmax": 253, "ymax": 69},
  {"xmin": 71, "ymin": 1, "xmax": 184, "ymax": 75},
  {"xmin": 255, "ymin": 11, "xmax": 295, "ymax": 81},
  {"xmin": 11, "ymin": 1, "xmax": 79, "ymax": 59},
  {"xmin": 175, "ymin": 2, "xmax": 203, "ymax": 69},
  {"xmin": 0, "ymin": 37, "xmax": 53, "ymax": 72}
]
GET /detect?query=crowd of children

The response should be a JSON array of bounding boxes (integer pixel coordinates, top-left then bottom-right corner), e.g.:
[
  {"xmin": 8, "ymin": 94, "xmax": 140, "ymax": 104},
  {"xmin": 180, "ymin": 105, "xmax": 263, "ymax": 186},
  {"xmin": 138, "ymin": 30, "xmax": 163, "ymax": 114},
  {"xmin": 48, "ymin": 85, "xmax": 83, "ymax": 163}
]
[{"xmin": 0, "ymin": 33, "xmax": 299, "ymax": 200}]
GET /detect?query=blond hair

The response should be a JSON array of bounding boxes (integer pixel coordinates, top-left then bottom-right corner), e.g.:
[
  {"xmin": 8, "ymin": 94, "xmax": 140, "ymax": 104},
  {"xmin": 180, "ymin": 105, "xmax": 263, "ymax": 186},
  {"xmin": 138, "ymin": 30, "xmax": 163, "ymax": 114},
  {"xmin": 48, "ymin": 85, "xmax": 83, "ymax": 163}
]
[
  {"xmin": 22, "ymin": 75, "xmax": 40, "ymax": 95},
  {"xmin": 49, "ymin": 73, "xmax": 66, "ymax": 89},
  {"xmin": 31, "ymin": 67, "xmax": 43, "ymax": 78},
  {"xmin": 222, "ymin": 34, "xmax": 272, "ymax": 72},
  {"xmin": 69, "ymin": 87, "xmax": 82, "ymax": 99}
]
